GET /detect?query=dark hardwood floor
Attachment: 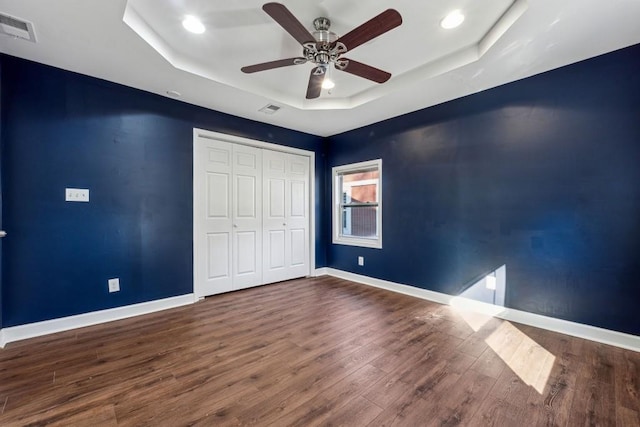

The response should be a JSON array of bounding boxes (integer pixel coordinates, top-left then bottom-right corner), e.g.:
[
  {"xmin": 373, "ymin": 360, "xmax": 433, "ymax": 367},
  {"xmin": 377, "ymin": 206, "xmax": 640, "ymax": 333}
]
[{"xmin": 0, "ymin": 276, "xmax": 638, "ymax": 426}]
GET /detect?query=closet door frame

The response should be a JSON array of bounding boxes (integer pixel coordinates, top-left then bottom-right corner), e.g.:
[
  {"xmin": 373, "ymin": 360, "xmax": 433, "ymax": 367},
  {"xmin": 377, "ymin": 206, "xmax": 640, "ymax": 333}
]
[{"xmin": 193, "ymin": 128, "xmax": 316, "ymax": 300}]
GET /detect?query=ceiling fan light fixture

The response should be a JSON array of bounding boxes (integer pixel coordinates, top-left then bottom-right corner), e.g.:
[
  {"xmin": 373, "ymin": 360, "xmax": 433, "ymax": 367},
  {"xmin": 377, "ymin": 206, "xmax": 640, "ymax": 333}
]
[
  {"xmin": 321, "ymin": 78, "xmax": 335, "ymax": 90},
  {"xmin": 182, "ymin": 15, "xmax": 205, "ymax": 34},
  {"xmin": 441, "ymin": 10, "xmax": 465, "ymax": 29},
  {"xmin": 321, "ymin": 65, "xmax": 335, "ymax": 90}
]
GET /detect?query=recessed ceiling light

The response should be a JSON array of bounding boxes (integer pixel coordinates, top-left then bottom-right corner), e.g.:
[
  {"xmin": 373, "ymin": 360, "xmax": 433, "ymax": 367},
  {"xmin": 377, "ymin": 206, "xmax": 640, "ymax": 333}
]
[
  {"xmin": 441, "ymin": 10, "xmax": 465, "ymax": 29},
  {"xmin": 182, "ymin": 15, "xmax": 205, "ymax": 34},
  {"xmin": 166, "ymin": 90, "xmax": 181, "ymax": 97}
]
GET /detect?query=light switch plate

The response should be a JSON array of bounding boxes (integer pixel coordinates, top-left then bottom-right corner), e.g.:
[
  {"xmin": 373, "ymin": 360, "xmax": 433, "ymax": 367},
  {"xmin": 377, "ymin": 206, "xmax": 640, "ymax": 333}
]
[
  {"xmin": 66, "ymin": 188, "xmax": 89, "ymax": 202},
  {"xmin": 108, "ymin": 278, "xmax": 120, "ymax": 293},
  {"xmin": 358, "ymin": 256, "xmax": 364, "ymax": 266}
]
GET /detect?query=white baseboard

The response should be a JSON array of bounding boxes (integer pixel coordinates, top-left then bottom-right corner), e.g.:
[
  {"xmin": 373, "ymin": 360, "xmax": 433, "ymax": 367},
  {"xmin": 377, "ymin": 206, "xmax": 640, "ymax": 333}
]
[
  {"xmin": 0, "ymin": 294, "xmax": 195, "ymax": 348},
  {"xmin": 323, "ymin": 268, "xmax": 640, "ymax": 353},
  {"xmin": 4, "ymin": 271, "xmax": 638, "ymax": 353},
  {"xmin": 313, "ymin": 267, "xmax": 329, "ymax": 277}
]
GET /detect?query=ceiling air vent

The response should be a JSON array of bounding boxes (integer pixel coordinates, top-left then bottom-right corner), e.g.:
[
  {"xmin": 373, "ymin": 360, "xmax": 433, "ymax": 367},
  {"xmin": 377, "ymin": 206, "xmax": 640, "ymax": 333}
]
[
  {"xmin": 0, "ymin": 12, "xmax": 36, "ymax": 42},
  {"xmin": 259, "ymin": 104, "xmax": 281, "ymax": 115}
]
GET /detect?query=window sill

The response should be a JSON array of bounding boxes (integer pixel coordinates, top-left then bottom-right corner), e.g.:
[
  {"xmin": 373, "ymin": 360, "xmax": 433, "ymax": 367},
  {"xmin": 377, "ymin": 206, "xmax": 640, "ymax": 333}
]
[{"xmin": 332, "ymin": 236, "xmax": 382, "ymax": 249}]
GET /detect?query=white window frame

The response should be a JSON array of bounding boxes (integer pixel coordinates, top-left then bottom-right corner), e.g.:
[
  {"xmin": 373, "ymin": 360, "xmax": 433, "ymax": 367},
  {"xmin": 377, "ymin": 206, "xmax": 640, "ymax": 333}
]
[{"xmin": 332, "ymin": 159, "xmax": 382, "ymax": 249}]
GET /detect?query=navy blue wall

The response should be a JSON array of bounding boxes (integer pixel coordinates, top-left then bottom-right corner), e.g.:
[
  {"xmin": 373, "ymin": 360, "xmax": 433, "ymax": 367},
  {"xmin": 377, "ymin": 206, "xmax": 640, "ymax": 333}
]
[
  {"xmin": 0, "ymin": 55, "xmax": 325, "ymax": 327},
  {"xmin": 0, "ymin": 58, "xmax": 3, "ymax": 330},
  {"xmin": 3, "ymin": 43, "xmax": 640, "ymax": 336},
  {"xmin": 327, "ymin": 44, "xmax": 640, "ymax": 335}
]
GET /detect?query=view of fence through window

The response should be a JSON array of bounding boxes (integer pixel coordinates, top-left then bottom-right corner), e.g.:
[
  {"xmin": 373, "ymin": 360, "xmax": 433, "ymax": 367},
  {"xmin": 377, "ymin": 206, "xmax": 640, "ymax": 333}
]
[{"xmin": 340, "ymin": 170, "xmax": 379, "ymax": 238}]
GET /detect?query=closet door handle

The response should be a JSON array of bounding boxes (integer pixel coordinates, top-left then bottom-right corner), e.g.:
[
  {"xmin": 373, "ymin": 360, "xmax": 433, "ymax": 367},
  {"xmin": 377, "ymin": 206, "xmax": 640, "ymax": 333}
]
[
  {"xmin": 282, "ymin": 223, "xmax": 286, "ymax": 227},
  {"xmin": 233, "ymin": 224, "xmax": 238, "ymax": 228}
]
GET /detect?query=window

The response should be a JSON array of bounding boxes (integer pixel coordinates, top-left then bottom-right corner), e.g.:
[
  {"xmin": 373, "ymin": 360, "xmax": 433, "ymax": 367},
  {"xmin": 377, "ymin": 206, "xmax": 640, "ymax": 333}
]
[{"xmin": 332, "ymin": 159, "xmax": 382, "ymax": 248}]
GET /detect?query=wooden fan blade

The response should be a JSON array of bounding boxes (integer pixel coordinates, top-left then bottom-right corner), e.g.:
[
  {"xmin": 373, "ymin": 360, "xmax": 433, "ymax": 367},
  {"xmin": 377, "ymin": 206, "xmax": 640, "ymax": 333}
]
[
  {"xmin": 263, "ymin": 3, "xmax": 315, "ymax": 46},
  {"xmin": 337, "ymin": 58, "xmax": 391, "ymax": 83},
  {"xmin": 241, "ymin": 58, "xmax": 306, "ymax": 73},
  {"xmin": 333, "ymin": 9, "xmax": 402, "ymax": 52},
  {"xmin": 306, "ymin": 67, "xmax": 324, "ymax": 99}
]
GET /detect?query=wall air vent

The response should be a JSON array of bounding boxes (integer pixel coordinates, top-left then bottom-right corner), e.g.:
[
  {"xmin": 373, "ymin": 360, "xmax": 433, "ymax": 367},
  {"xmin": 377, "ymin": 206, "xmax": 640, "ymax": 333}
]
[
  {"xmin": 259, "ymin": 104, "xmax": 281, "ymax": 115},
  {"xmin": 0, "ymin": 12, "xmax": 36, "ymax": 42}
]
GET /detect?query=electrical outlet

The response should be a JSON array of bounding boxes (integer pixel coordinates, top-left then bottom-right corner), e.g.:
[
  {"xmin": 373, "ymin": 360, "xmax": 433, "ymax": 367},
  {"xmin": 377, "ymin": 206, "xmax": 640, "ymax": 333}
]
[
  {"xmin": 108, "ymin": 278, "xmax": 120, "ymax": 293},
  {"xmin": 358, "ymin": 256, "xmax": 364, "ymax": 266},
  {"xmin": 65, "ymin": 188, "xmax": 89, "ymax": 202},
  {"xmin": 485, "ymin": 274, "xmax": 497, "ymax": 290}
]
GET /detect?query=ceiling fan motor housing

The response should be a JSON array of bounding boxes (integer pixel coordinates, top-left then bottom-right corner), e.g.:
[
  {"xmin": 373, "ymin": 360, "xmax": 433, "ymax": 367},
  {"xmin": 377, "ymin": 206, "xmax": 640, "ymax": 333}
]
[
  {"xmin": 303, "ymin": 17, "xmax": 347, "ymax": 69},
  {"xmin": 312, "ymin": 17, "xmax": 335, "ymax": 44}
]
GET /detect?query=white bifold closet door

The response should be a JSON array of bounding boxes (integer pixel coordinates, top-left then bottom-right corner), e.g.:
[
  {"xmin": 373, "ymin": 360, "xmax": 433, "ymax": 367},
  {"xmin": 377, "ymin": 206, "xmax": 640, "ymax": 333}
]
[
  {"xmin": 262, "ymin": 150, "xmax": 310, "ymax": 284},
  {"xmin": 196, "ymin": 139, "xmax": 262, "ymax": 296},
  {"xmin": 195, "ymin": 137, "xmax": 309, "ymax": 298}
]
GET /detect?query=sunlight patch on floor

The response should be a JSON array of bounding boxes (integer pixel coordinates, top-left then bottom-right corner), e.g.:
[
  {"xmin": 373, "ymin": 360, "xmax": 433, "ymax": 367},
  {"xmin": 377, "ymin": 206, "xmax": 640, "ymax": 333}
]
[
  {"xmin": 485, "ymin": 321, "xmax": 555, "ymax": 394},
  {"xmin": 419, "ymin": 264, "xmax": 555, "ymax": 394},
  {"xmin": 449, "ymin": 296, "xmax": 505, "ymax": 331}
]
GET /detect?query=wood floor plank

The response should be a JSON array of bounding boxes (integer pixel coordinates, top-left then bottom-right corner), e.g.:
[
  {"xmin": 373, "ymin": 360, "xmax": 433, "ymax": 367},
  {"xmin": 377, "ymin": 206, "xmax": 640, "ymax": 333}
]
[
  {"xmin": 524, "ymin": 341, "xmax": 581, "ymax": 427},
  {"xmin": 457, "ymin": 332, "xmax": 492, "ymax": 358},
  {"xmin": 366, "ymin": 385, "xmax": 444, "ymax": 427},
  {"xmin": 570, "ymin": 375, "xmax": 617, "ymax": 426},
  {"xmin": 322, "ymin": 395, "xmax": 383, "ymax": 427},
  {"xmin": 116, "ymin": 383, "xmax": 266, "ymax": 426},
  {"xmin": 433, "ymin": 370, "xmax": 497, "ymax": 426},
  {"xmin": 616, "ymin": 406, "xmax": 640, "ymax": 426},
  {"xmin": 275, "ymin": 364, "xmax": 386, "ymax": 426},
  {"xmin": 614, "ymin": 348, "xmax": 640, "ymax": 411},
  {"xmin": 483, "ymin": 321, "xmax": 526, "ymax": 366},
  {"xmin": 2, "ymin": 365, "xmax": 179, "ymax": 424},
  {"xmin": 471, "ymin": 396, "xmax": 525, "ymax": 427},
  {"xmin": 43, "ymin": 404, "xmax": 118, "ymax": 427},
  {"xmin": 568, "ymin": 342, "xmax": 618, "ymax": 426},
  {"xmin": 0, "ymin": 276, "xmax": 636, "ymax": 426},
  {"xmin": 469, "ymin": 347, "xmax": 507, "ymax": 379},
  {"xmin": 7, "ymin": 403, "xmax": 119, "ymax": 427},
  {"xmin": 486, "ymin": 369, "xmax": 533, "ymax": 409},
  {"xmin": 363, "ymin": 373, "xmax": 413, "ymax": 409}
]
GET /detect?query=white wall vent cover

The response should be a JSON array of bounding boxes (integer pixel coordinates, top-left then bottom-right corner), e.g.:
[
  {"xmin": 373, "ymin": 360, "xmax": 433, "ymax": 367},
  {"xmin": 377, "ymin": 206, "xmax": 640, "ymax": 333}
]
[
  {"xmin": 259, "ymin": 104, "xmax": 281, "ymax": 115},
  {"xmin": 0, "ymin": 12, "xmax": 36, "ymax": 42}
]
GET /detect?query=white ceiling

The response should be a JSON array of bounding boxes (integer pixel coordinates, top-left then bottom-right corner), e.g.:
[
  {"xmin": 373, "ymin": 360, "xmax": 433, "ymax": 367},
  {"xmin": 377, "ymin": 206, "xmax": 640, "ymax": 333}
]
[{"xmin": 1, "ymin": 0, "xmax": 639, "ymax": 137}]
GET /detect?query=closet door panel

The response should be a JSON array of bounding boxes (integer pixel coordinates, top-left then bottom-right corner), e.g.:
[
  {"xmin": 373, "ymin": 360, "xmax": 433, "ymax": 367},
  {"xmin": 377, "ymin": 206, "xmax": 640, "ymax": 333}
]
[
  {"xmin": 195, "ymin": 140, "xmax": 233, "ymax": 296},
  {"xmin": 290, "ymin": 228, "xmax": 306, "ymax": 266},
  {"xmin": 232, "ymin": 144, "xmax": 263, "ymax": 289},
  {"xmin": 236, "ymin": 175, "xmax": 257, "ymax": 218},
  {"xmin": 235, "ymin": 231, "xmax": 257, "ymax": 275},
  {"xmin": 263, "ymin": 151, "xmax": 309, "ymax": 284},
  {"xmin": 207, "ymin": 232, "xmax": 230, "ymax": 279},
  {"xmin": 286, "ymin": 154, "xmax": 310, "ymax": 279},
  {"xmin": 207, "ymin": 173, "xmax": 229, "ymax": 217},
  {"xmin": 263, "ymin": 150, "xmax": 288, "ymax": 283},
  {"xmin": 267, "ymin": 230, "xmax": 286, "ymax": 269},
  {"xmin": 268, "ymin": 179, "xmax": 286, "ymax": 218}
]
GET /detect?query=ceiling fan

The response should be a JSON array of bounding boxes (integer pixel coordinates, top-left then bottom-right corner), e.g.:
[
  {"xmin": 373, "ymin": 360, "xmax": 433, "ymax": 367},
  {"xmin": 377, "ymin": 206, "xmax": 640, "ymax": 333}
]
[{"xmin": 241, "ymin": 3, "xmax": 402, "ymax": 99}]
